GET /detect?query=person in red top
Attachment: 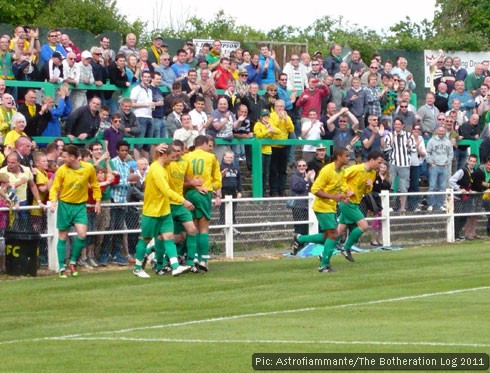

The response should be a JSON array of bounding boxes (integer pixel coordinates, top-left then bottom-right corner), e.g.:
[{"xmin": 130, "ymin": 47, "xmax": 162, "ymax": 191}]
[
  {"xmin": 296, "ymin": 77, "xmax": 330, "ymax": 121},
  {"xmin": 214, "ymin": 57, "xmax": 232, "ymax": 90}
]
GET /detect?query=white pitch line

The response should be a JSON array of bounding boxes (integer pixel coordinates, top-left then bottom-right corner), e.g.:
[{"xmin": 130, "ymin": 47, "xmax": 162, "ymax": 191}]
[
  {"xmin": 74, "ymin": 286, "xmax": 490, "ymax": 337},
  {"xmin": 1, "ymin": 286, "xmax": 488, "ymax": 346},
  {"xmin": 56, "ymin": 336, "xmax": 490, "ymax": 348}
]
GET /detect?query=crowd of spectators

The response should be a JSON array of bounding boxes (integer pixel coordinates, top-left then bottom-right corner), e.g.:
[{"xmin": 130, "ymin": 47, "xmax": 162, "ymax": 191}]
[{"xmin": 1, "ymin": 26, "xmax": 490, "ymax": 269}]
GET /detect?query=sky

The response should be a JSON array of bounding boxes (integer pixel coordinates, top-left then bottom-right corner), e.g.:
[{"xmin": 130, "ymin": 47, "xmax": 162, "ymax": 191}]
[{"xmin": 116, "ymin": 0, "xmax": 437, "ymax": 34}]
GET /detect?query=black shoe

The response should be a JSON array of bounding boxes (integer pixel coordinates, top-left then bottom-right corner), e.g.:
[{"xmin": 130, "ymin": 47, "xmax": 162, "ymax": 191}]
[
  {"xmin": 455, "ymin": 236, "xmax": 465, "ymax": 242},
  {"xmin": 193, "ymin": 258, "xmax": 208, "ymax": 272},
  {"xmin": 292, "ymin": 233, "xmax": 302, "ymax": 255},
  {"xmin": 155, "ymin": 265, "xmax": 172, "ymax": 276},
  {"xmin": 155, "ymin": 268, "xmax": 167, "ymax": 276},
  {"xmin": 190, "ymin": 266, "xmax": 203, "ymax": 274},
  {"xmin": 318, "ymin": 265, "xmax": 335, "ymax": 273},
  {"xmin": 342, "ymin": 249, "xmax": 355, "ymax": 262},
  {"xmin": 317, "ymin": 254, "xmax": 322, "ymax": 263}
]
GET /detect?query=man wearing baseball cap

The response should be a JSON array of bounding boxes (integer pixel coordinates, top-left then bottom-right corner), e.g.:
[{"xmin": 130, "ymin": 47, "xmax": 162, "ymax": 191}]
[
  {"xmin": 307, "ymin": 143, "xmax": 329, "ymax": 175},
  {"xmin": 40, "ymin": 51, "xmax": 65, "ymax": 83},
  {"xmin": 148, "ymin": 36, "xmax": 167, "ymax": 70}
]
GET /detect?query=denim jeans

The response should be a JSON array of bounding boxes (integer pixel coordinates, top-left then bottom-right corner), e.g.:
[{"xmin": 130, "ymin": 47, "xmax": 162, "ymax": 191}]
[
  {"xmin": 407, "ymin": 165, "xmax": 420, "ymax": 210},
  {"xmin": 427, "ymin": 165, "xmax": 448, "ymax": 209},
  {"xmin": 136, "ymin": 117, "xmax": 153, "ymax": 151},
  {"xmin": 232, "ymin": 144, "xmax": 245, "ymax": 168},
  {"xmin": 152, "ymin": 117, "xmax": 167, "ymax": 138},
  {"xmin": 102, "ymin": 97, "xmax": 118, "ymax": 115},
  {"xmin": 454, "ymin": 148, "xmax": 468, "ymax": 172}
]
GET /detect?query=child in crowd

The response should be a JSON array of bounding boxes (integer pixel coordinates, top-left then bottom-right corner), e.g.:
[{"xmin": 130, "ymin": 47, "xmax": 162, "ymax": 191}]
[
  {"xmin": 81, "ymin": 148, "xmax": 91, "ymax": 162},
  {"xmin": 0, "ymin": 174, "xmax": 15, "ymax": 235},
  {"xmin": 370, "ymin": 160, "xmax": 391, "ymax": 246},
  {"xmin": 96, "ymin": 105, "xmax": 111, "ymax": 142}
]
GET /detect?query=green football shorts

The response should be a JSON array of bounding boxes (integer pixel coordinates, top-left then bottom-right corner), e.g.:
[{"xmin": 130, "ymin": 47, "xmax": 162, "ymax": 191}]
[
  {"xmin": 338, "ymin": 201, "xmax": 364, "ymax": 225},
  {"xmin": 56, "ymin": 201, "xmax": 88, "ymax": 231}
]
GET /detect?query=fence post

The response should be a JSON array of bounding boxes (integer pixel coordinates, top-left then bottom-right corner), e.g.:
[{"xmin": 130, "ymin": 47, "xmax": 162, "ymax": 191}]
[
  {"xmin": 251, "ymin": 139, "xmax": 264, "ymax": 198},
  {"xmin": 47, "ymin": 207, "xmax": 59, "ymax": 271},
  {"xmin": 307, "ymin": 193, "xmax": 317, "ymax": 235},
  {"xmin": 224, "ymin": 195, "xmax": 234, "ymax": 259},
  {"xmin": 381, "ymin": 190, "xmax": 391, "ymax": 246},
  {"xmin": 446, "ymin": 188, "xmax": 455, "ymax": 243}
]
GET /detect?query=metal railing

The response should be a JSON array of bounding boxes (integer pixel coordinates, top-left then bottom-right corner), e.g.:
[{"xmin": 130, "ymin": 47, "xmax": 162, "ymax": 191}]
[{"xmin": 1, "ymin": 188, "xmax": 489, "ymax": 272}]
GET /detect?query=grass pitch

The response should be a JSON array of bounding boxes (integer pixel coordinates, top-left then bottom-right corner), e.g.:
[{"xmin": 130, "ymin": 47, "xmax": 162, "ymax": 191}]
[{"xmin": 0, "ymin": 242, "xmax": 488, "ymax": 372}]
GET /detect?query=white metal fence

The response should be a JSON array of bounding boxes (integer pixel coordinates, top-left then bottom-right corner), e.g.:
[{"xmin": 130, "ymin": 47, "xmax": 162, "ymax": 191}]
[{"xmin": 1, "ymin": 189, "xmax": 489, "ymax": 271}]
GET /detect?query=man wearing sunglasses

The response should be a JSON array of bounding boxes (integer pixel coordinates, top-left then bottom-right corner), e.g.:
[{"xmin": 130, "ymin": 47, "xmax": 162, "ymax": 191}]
[
  {"xmin": 40, "ymin": 29, "xmax": 66, "ymax": 66},
  {"xmin": 394, "ymin": 102, "xmax": 417, "ymax": 128}
]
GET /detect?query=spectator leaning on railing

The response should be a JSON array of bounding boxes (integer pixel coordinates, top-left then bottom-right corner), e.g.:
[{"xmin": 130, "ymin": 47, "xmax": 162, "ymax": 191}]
[
  {"xmin": 472, "ymin": 156, "xmax": 490, "ymax": 236},
  {"xmin": 289, "ymin": 159, "xmax": 315, "ymax": 236}
]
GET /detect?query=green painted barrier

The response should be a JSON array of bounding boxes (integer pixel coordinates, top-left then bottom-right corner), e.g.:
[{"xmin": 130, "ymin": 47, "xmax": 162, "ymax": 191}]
[{"xmin": 6, "ymin": 80, "xmax": 482, "ymax": 197}]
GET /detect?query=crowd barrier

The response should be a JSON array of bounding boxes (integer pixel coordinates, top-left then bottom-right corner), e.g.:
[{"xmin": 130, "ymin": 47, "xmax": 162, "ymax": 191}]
[{"xmin": 0, "ymin": 189, "xmax": 488, "ymax": 273}]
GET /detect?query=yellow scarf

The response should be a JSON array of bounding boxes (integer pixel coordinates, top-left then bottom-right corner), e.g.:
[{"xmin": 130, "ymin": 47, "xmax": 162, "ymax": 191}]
[
  {"xmin": 26, "ymin": 103, "xmax": 36, "ymax": 117},
  {"xmin": 151, "ymin": 46, "xmax": 161, "ymax": 63}
]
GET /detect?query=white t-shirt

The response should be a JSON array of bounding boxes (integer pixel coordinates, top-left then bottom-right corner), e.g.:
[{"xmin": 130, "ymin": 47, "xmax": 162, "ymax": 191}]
[
  {"xmin": 130, "ymin": 84, "xmax": 153, "ymax": 118},
  {"xmin": 301, "ymin": 120, "xmax": 323, "ymax": 152},
  {"xmin": 189, "ymin": 109, "xmax": 208, "ymax": 135}
]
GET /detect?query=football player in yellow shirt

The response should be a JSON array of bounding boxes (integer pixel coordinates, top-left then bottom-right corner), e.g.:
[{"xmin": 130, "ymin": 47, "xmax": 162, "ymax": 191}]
[
  {"xmin": 338, "ymin": 150, "xmax": 384, "ymax": 262},
  {"xmin": 49, "ymin": 145, "xmax": 101, "ymax": 278},
  {"xmin": 184, "ymin": 135, "xmax": 222, "ymax": 272},
  {"xmin": 166, "ymin": 140, "xmax": 200, "ymax": 270},
  {"xmin": 132, "ymin": 143, "xmax": 192, "ymax": 278},
  {"xmin": 292, "ymin": 147, "xmax": 350, "ymax": 272}
]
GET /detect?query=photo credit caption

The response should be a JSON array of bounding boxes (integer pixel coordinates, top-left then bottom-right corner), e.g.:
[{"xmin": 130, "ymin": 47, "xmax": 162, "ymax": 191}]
[{"xmin": 252, "ymin": 353, "xmax": 489, "ymax": 370}]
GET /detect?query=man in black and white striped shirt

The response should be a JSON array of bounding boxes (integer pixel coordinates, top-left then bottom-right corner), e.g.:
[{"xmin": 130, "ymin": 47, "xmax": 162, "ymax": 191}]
[{"xmin": 383, "ymin": 117, "xmax": 416, "ymax": 212}]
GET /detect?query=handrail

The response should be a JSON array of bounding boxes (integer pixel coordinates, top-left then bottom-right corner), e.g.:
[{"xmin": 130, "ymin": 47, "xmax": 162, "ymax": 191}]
[
  {"xmin": 31, "ymin": 134, "xmax": 484, "ymax": 198},
  {"xmin": 6, "ymin": 79, "xmax": 477, "ymax": 197}
]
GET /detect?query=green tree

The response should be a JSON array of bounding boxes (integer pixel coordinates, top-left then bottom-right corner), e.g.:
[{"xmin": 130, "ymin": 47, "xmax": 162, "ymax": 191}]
[
  {"xmin": 432, "ymin": 0, "xmax": 490, "ymax": 50},
  {"xmin": 2, "ymin": 0, "xmax": 144, "ymax": 39},
  {"xmin": 385, "ymin": 17, "xmax": 434, "ymax": 51},
  {"xmin": 1, "ymin": 0, "xmax": 47, "ymax": 26}
]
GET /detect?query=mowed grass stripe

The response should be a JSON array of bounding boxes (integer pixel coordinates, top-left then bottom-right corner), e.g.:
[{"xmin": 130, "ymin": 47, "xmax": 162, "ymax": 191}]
[
  {"xmin": 0, "ymin": 243, "xmax": 488, "ymax": 371},
  {"xmin": 0, "ymin": 245, "xmax": 488, "ymax": 342}
]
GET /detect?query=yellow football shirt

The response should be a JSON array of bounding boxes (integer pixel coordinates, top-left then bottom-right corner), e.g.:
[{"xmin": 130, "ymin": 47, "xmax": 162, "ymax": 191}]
[
  {"xmin": 183, "ymin": 149, "xmax": 222, "ymax": 192},
  {"xmin": 49, "ymin": 161, "xmax": 101, "ymax": 204},
  {"xmin": 166, "ymin": 157, "xmax": 189, "ymax": 204},
  {"xmin": 143, "ymin": 161, "xmax": 183, "ymax": 217},
  {"xmin": 311, "ymin": 162, "xmax": 345, "ymax": 213},
  {"xmin": 342, "ymin": 163, "xmax": 376, "ymax": 204}
]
